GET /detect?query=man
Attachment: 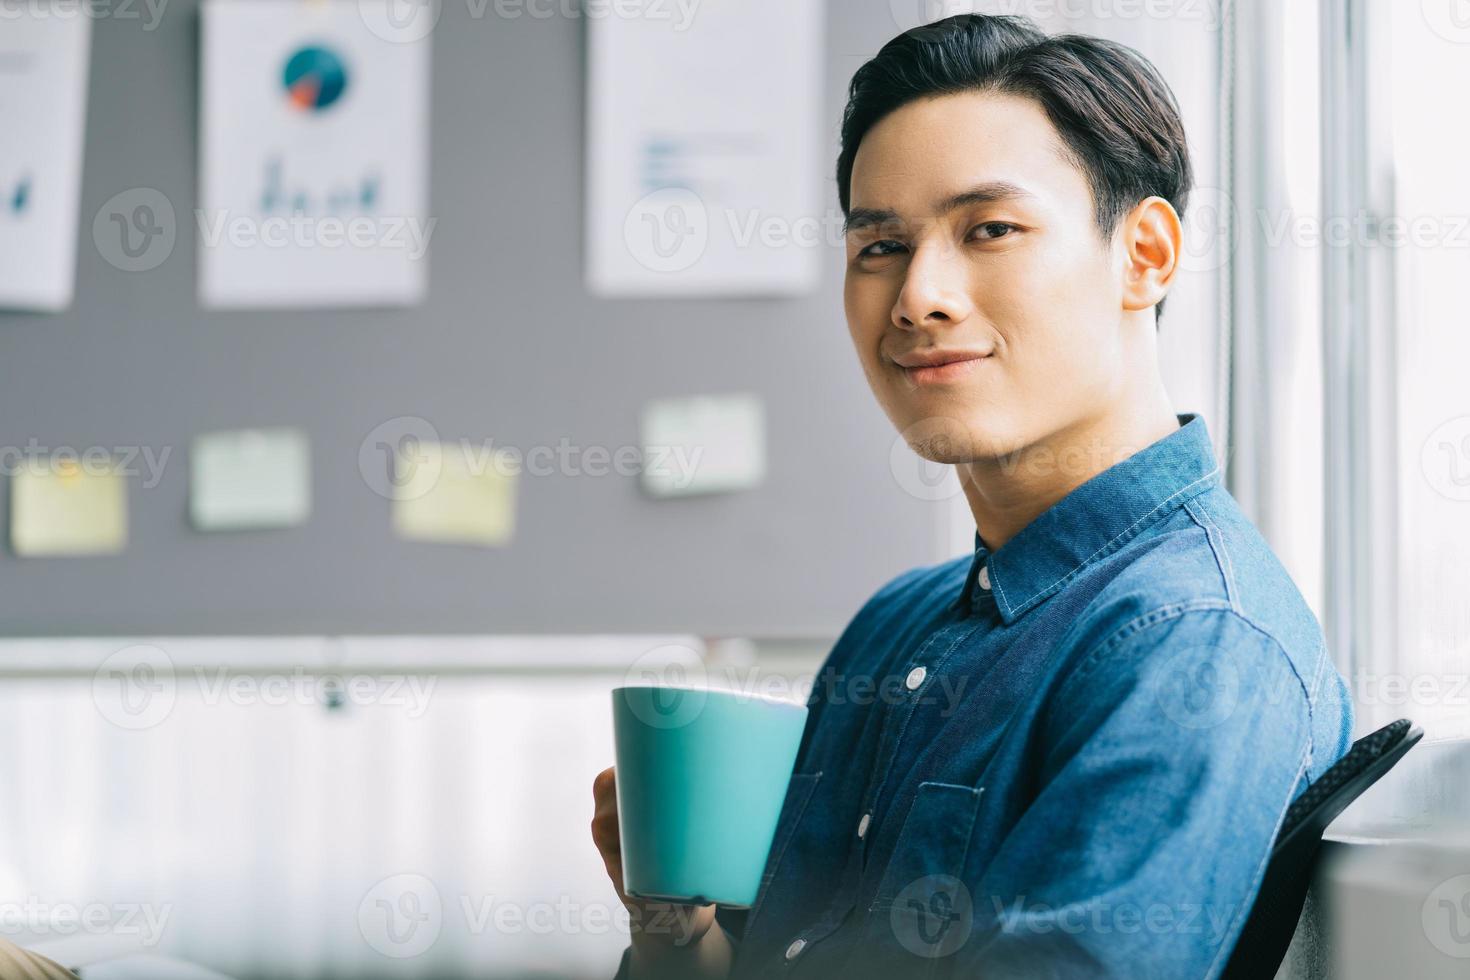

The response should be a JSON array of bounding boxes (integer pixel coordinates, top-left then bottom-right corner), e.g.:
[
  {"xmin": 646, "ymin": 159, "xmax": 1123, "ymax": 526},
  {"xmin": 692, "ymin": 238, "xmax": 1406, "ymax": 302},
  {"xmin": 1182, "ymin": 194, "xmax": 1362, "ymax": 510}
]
[{"xmin": 592, "ymin": 12, "xmax": 1352, "ymax": 978}]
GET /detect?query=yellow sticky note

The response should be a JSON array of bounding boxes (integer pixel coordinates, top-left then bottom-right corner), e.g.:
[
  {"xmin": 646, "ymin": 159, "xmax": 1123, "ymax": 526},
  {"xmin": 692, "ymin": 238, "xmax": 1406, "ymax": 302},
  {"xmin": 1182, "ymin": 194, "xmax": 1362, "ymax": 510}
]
[
  {"xmin": 391, "ymin": 440, "xmax": 517, "ymax": 547},
  {"xmin": 11, "ymin": 457, "xmax": 128, "ymax": 556}
]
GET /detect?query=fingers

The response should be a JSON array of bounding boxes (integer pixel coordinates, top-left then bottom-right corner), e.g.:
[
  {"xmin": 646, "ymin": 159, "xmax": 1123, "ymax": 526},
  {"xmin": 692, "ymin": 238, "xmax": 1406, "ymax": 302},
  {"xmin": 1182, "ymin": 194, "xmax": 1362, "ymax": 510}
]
[
  {"xmin": 593, "ymin": 765, "xmax": 616, "ymax": 800},
  {"xmin": 591, "ymin": 766, "xmax": 626, "ymax": 900},
  {"xmin": 590, "ymin": 767, "xmax": 620, "ymax": 851}
]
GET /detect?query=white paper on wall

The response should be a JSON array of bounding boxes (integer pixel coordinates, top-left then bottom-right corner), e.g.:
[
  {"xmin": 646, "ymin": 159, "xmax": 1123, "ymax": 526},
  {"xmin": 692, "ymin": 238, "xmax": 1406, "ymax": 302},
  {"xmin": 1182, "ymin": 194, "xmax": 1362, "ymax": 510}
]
[
  {"xmin": 198, "ymin": 0, "xmax": 431, "ymax": 309},
  {"xmin": 0, "ymin": 11, "xmax": 91, "ymax": 312},
  {"xmin": 586, "ymin": 0, "xmax": 825, "ymax": 297},
  {"xmin": 640, "ymin": 393, "xmax": 767, "ymax": 497}
]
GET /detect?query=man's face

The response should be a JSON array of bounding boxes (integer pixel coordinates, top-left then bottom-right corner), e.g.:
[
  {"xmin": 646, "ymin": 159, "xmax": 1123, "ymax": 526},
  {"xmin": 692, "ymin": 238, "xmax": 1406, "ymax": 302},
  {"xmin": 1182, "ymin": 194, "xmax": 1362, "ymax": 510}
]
[{"xmin": 843, "ymin": 90, "xmax": 1130, "ymax": 464}]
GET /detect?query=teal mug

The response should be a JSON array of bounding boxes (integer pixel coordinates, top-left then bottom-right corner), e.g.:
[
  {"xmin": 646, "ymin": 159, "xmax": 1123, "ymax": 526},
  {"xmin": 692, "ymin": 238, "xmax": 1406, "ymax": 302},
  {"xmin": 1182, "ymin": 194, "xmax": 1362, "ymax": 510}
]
[{"xmin": 611, "ymin": 685, "xmax": 808, "ymax": 908}]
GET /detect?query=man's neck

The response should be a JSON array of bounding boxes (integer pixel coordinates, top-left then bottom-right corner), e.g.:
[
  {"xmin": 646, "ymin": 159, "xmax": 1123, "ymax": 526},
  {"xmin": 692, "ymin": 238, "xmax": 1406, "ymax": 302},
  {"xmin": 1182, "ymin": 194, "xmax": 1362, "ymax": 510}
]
[{"xmin": 959, "ymin": 389, "xmax": 1180, "ymax": 553}]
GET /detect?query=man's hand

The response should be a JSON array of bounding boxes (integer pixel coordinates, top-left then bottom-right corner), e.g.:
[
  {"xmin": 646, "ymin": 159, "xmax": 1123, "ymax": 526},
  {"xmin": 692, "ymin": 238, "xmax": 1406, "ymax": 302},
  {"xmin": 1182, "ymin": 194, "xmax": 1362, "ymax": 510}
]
[{"xmin": 591, "ymin": 766, "xmax": 732, "ymax": 979}]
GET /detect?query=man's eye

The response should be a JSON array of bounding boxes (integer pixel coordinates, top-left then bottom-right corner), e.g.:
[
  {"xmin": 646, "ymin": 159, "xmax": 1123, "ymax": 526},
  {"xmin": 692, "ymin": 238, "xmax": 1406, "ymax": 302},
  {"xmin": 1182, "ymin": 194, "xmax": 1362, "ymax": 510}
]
[
  {"xmin": 970, "ymin": 222, "xmax": 1017, "ymax": 240},
  {"xmin": 857, "ymin": 239, "xmax": 907, "ymax": 257}
]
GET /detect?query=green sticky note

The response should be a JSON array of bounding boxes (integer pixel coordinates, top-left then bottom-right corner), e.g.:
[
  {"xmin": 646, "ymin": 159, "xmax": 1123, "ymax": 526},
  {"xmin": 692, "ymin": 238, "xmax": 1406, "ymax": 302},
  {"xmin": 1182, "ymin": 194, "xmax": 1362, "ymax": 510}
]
[
  {"xmin": 11, "ymin": 458, "xmax": 128, "ymax": 556},
  {"xmin": 392, "ymin": 440, "xmax": 517, "ymax": 547},
  {"xmin": 191, "ymin": 428, "xmax": 311, "ymax": 531}
]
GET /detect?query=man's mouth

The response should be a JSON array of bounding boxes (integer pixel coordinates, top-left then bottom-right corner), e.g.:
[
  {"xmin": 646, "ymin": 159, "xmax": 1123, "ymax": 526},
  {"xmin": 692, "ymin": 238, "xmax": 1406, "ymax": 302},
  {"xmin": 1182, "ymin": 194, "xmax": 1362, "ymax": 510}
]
[{"xmin": 891, "ymin": 348, "xmax": 994, "ymax": 385}]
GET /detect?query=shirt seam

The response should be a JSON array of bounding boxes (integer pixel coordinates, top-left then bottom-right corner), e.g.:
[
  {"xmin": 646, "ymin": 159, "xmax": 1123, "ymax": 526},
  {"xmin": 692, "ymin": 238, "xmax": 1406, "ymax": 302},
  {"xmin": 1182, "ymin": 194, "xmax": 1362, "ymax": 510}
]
[
  {"xmin": 1183, "ymin": 494, "xmax": 1241, "ymax": 613},
  {"xmin": 1053, "ymin": 602, "xmax": 1316, "ymax": 734},
  {"xmin": 997, "ymin": 465, "xmax": 1221, "ymax": 619},
  {"xmin": 1052, "ymin": 598, "xmax": 1234, "ymax": 708},
  {"xmin": 1184, "ymin": 493, "xmax": 1325, "ymax": 775}
]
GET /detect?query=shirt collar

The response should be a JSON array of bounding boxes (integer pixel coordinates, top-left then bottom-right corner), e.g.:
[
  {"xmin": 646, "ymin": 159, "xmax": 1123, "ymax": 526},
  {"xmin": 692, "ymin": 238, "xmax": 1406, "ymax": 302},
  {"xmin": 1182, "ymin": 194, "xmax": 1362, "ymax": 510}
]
[{"xmin": 957, "ymin": 413, "xmax": 1223, "ymax": 624}]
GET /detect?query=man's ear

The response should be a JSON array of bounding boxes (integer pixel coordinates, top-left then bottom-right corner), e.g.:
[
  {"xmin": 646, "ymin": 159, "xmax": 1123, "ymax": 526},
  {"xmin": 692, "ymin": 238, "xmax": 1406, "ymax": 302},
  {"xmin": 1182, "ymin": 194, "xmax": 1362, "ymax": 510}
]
[{"xmin": 1118, "ymin": 196, "xmax": 1182, "ymax": 313}]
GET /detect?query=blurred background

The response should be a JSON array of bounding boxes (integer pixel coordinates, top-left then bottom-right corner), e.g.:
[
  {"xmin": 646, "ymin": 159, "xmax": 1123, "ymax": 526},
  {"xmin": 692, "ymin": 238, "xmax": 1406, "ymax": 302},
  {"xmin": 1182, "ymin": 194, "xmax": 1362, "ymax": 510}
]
[{"xmin": 1, "ymin": 0, "xmax": 1468, "ymax": 977}]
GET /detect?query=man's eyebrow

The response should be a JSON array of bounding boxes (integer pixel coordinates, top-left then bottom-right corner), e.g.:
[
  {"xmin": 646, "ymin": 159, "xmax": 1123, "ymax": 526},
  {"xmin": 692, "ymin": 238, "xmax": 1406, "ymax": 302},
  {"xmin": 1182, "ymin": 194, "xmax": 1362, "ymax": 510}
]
[{"xmin": 844, "ymin": 181, "xmax": 1039, "ymax": 235}]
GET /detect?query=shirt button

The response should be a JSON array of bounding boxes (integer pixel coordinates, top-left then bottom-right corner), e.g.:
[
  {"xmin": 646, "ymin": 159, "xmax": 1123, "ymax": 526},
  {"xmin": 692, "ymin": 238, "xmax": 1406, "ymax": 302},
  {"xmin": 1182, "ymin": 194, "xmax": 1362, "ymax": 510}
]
[
  {"xmin": 857, "ymin": 812, "xmax": 871, "ymax": 838},
  {"xmin": 785, "ymin": 938, "xmax": 807, "ymax": 960},
  {"xmin": 905, "ymin": 666, "xmax": 927, "ymax": 691},
  {"xmin": 977, "ymin": 565, "xmax": 991, "ymax": 590}
]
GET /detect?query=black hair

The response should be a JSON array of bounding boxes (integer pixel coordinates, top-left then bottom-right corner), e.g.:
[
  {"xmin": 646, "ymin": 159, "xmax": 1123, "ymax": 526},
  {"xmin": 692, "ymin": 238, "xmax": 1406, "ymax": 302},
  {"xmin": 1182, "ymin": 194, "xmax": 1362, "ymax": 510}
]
[{"xmin": 837, "ymin": 13, "xmax": 1193, "ymax": 319}]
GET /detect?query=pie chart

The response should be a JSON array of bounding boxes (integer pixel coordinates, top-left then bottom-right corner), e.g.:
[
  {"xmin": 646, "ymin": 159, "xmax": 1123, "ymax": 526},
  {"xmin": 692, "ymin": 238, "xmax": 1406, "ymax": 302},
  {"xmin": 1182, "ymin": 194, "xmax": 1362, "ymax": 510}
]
[{"xmin": 282, "ymin": 45, "xmax": 349, "ymax": 112}]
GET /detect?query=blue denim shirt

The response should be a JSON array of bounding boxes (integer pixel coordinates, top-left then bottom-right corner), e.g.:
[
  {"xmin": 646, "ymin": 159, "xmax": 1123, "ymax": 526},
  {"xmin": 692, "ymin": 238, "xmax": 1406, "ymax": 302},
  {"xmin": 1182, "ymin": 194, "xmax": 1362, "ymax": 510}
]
[{"xmin": 615, "ymin": 412, "xmax": 1352, "ymax": 979}]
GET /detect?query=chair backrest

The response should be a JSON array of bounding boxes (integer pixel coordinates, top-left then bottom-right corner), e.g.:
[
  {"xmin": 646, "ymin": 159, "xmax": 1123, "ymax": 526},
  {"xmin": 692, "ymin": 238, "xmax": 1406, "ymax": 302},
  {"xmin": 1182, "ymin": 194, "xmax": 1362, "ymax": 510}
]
[{"xmin": 1220, "ymin": 718, "xmax": 1423, "ymax": 980}]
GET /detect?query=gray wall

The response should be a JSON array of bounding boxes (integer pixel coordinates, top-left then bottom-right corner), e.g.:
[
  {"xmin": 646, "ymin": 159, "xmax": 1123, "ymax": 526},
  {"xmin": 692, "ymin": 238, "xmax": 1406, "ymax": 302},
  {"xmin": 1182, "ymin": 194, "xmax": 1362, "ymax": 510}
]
[{"xmin": 0, "ymin": 1, "xmax": 950, "ymax": 637}]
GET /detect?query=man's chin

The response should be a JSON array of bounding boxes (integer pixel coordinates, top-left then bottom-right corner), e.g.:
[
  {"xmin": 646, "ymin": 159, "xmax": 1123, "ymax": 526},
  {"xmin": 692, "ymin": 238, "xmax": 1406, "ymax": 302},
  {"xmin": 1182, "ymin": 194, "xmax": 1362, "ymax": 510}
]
[{"xmin": 901, "ymin": 423, "xmax": 1028, "ymax": 467}]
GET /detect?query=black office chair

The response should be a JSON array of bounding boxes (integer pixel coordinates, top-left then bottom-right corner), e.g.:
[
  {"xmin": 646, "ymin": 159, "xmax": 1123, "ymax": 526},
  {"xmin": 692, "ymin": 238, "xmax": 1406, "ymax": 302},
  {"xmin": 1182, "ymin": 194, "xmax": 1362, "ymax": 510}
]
[{"xmin": 1220, "ymin": 717, "xmax": 1423, "ymax": 979}]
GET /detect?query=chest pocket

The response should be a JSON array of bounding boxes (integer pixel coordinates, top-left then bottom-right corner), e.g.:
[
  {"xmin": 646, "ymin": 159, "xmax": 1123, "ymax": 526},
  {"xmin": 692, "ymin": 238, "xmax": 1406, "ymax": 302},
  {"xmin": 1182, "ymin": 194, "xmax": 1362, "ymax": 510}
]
[{"xmin": 852, "ymin": 781, "xmax": 984, "ymax": 979}]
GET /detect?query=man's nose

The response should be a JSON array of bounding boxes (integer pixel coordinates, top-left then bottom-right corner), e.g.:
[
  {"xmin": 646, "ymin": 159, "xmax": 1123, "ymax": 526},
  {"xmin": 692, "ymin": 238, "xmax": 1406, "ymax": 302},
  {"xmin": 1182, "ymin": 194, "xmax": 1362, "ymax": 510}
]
[{"xmin": 892, "ymin": 242, "xmax": 971, "ymax": 330}]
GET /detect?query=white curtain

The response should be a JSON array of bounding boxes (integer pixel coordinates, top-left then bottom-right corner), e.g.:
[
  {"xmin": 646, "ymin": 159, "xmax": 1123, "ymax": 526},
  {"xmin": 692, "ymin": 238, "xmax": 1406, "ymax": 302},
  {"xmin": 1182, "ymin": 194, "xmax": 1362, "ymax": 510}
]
[{"xmin": 0, "ymin": 637, "xmax": 680, "ymax": 979}]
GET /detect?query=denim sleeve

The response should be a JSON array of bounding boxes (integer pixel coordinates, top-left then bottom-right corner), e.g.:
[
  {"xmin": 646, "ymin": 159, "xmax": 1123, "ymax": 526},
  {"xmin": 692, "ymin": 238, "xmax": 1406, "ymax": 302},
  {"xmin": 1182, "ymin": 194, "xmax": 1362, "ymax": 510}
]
[{"xmin": 956, "ymin": 607, "xmax": 1314, "ymax": 980}]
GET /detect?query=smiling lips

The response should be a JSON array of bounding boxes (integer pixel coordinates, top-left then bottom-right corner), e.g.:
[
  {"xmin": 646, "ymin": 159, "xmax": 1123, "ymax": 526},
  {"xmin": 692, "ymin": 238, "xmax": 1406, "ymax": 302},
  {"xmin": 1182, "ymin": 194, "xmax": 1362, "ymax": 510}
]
[{"xmin": 891, "ymin": 348, "xmax": 993, "ymax": 385}]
